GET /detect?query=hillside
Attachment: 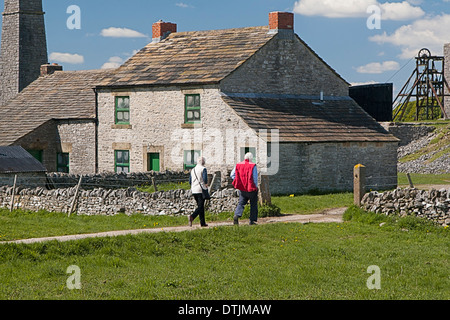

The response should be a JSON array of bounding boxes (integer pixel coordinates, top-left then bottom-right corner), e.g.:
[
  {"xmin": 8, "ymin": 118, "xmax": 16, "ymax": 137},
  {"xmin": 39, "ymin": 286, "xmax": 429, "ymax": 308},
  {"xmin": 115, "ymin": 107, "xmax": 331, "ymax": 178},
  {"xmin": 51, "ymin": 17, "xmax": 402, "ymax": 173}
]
[{"xmin": 397, "ymin": 122, "xmax": 450, "ymax": 174}]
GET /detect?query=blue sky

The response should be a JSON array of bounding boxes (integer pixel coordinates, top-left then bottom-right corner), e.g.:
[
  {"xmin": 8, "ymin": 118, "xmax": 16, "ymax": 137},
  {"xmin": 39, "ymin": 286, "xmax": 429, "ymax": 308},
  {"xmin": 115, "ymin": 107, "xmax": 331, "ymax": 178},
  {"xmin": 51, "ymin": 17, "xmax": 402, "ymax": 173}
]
[{"xmin": 2, "ymin": 0, "xmax": 450, "ymax": 95}]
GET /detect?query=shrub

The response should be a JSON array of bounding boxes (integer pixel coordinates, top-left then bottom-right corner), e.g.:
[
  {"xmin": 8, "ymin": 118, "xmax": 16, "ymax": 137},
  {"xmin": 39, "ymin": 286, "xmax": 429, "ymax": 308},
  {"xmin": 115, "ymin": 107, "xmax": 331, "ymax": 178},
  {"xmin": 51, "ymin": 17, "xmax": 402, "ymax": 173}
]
[{"xmin": 242, "ymin": 203, "xmax": 282, "ymax": 219}]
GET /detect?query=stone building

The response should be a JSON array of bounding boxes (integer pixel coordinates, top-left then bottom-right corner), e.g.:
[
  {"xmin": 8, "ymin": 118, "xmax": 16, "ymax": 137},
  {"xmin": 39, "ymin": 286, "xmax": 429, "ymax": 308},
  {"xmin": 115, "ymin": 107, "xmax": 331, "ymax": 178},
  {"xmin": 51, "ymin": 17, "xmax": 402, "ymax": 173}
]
[
  {"xmin": 0, "ymin": 9, "xmax": 399, "ymax": 194},
  {"xmin": 96, "ymin": 12, "xmax": 399, "ymax": 194}
]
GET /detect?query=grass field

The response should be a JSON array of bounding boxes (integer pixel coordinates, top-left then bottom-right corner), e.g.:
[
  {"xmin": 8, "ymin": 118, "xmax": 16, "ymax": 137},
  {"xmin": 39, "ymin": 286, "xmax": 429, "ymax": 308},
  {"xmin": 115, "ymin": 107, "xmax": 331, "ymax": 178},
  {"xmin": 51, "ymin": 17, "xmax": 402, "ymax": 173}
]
[
  {"xmin": 0, "ymin": 206, "xmax": 448, "ymax": 300},
  {"xmin": 0, "ymin": 183, "xmax": 448, "ymax": 300}
]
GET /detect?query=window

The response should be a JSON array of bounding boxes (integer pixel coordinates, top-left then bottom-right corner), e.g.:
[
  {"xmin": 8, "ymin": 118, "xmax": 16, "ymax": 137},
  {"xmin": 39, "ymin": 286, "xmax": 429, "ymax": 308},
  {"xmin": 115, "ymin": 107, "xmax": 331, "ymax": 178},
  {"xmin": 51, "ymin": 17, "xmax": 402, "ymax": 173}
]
[
  {"xmin": 57, "ymin": 153, "xmax": 70, "ymax": 173},
  {"xmin": 184, "ymin": 150, "xmax": 201, "ymax": 170},
  {"xmin": 115, "ymin": 96, "xmax": 130, "ymax": 124},
  {"xmin": 115, "ymin": 150, "xmax": 130, "ymax": 173},
  {"xmin": 240, "ymin": 147, "xmax": 256, "ymax": 161},
  {"xmin": 184, "ymin": 94, "xmax": 201, "ymax": 124}
]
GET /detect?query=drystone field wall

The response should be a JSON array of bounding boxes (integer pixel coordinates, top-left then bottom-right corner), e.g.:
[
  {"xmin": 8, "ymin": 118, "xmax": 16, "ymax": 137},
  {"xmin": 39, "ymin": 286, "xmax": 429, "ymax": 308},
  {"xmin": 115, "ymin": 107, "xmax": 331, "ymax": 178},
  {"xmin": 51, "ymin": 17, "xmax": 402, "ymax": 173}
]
[
  {"xmin": 46, "ymin": 171, "xmax": 191, "ymax": 189},
  {"xmin": 0, "ymin": 186, "xmax": 239, "ymax": 216},
  {"xmin": 361, "ymin": 188, "xmax": 450, "ymax": 226}
]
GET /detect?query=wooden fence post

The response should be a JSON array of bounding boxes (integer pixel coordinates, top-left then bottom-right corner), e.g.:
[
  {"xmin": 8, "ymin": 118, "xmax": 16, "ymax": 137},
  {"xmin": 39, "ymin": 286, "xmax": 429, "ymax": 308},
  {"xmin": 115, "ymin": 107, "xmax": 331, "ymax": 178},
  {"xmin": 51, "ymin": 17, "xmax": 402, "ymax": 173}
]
[
  {"xmin": 406, "ymin": 173, "xmax": 414, "ymax": 188},
  {"xmin": 68, "ymin": 175, "xmax": 83, "ymax": 217},
  {"xmin": 152, "ymin": 177, "xmax": 158, "ymax": 192},
  {"xmin": 354, "ymin": 164, "xmax": 366, "ymax": 206},
  {"xmin": 9, "ymin": 175, "xmax": 17, "ymax": 212}
]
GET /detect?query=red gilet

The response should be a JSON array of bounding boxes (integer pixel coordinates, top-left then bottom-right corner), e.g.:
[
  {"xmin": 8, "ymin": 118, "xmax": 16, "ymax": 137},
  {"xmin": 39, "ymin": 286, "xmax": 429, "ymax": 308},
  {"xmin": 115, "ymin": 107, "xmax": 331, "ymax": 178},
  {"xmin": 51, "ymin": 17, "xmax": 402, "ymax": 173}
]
[{"xmin": 232, "ymin": 159, "xmax": 258, "ymax": 192}]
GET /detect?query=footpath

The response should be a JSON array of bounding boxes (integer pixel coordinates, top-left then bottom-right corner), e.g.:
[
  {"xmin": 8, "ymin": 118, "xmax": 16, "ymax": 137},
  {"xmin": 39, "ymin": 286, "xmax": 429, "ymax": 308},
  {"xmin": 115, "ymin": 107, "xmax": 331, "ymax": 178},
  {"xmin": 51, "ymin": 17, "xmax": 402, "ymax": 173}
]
[{"xmin": 3, "ymin": 207, "xmax": 347, "ymax": 245}]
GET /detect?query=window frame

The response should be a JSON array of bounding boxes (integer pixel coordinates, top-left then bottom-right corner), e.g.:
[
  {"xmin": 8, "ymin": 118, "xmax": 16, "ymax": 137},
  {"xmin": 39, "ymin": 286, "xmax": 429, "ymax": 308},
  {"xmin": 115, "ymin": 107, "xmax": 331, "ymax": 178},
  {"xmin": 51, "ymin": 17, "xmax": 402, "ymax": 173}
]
[
  {"xmin": 184, "ymin": 94, "xmax": 201, "ymax": 124},
  {"xmin": 115, "ymin": 150, "xmax": 130, "ymax": 173},
  {"xmin": 115, "ymin": 96, "xmax": 130, "ymax": 125},
  {"xmin": 56, "ymin": 152, "xmax": 70, "ymax": 173}
]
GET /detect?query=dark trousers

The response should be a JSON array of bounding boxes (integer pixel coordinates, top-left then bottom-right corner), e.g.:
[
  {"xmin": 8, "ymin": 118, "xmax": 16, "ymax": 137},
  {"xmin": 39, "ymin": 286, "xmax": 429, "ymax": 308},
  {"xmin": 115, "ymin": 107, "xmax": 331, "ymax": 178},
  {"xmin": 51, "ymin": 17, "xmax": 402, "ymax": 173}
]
[
  {"xmin": 192, "ymin": 193, "xmax": 206, "ymax": 226},
  {"xmin": 234, "ymin": 190, "xmax": 258, "ymax": 223}
]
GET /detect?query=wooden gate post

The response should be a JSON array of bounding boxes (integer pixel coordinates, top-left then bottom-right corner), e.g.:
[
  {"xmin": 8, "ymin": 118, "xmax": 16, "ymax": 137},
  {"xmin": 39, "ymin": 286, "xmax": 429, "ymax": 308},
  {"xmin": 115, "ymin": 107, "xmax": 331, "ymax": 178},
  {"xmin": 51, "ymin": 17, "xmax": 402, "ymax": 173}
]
[
  {"xmin": 354, "ymin": 164, "xmax": 366, "ymax": 206},
  {"xmin": 68, "ymin": 175, "xmax": 83, "ymax": 217},
  {"xmin": 258, "ymin": 174, "xmax": 272, "ymax": 206},
  {"xmin": 9, "ymin": 175, "xmax": 17, "ymax": 212}
]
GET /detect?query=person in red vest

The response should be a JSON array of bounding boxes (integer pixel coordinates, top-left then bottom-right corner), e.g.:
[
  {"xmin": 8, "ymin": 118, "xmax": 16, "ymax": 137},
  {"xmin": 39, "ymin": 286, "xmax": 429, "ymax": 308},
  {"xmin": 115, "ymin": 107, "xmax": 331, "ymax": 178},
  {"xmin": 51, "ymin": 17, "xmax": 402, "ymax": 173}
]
[{"xmin": 230, "ymin": 152, "xmax": 258, "ymax": 225}]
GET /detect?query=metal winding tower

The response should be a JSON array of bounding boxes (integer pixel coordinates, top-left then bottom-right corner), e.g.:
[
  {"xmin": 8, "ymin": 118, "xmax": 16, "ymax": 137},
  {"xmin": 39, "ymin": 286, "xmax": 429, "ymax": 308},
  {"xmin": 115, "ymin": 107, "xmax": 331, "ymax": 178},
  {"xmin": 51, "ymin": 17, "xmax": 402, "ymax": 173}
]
[{"xmin": 393, "ymin": 48, "xmax": 450, "ymax": 121}]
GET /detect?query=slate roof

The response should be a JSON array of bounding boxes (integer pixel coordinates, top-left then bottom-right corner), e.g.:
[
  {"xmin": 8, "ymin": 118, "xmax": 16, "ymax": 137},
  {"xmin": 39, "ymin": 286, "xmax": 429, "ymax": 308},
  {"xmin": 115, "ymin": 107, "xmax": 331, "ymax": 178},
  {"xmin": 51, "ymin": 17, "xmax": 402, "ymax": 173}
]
[
  {"xmin": 0, "ymin": 146, "xmax": 47, "ymax": 173},
  {"xmin": 98, "ymin": 26, "xmax": 276, "ymax": 88},
  {"xmin": 0, "ymin": 69, "xmax": 111, "ymax": 145},
  {"xmin": 222, "ymin": 95, "xmax": 399, "ymax": 143}
]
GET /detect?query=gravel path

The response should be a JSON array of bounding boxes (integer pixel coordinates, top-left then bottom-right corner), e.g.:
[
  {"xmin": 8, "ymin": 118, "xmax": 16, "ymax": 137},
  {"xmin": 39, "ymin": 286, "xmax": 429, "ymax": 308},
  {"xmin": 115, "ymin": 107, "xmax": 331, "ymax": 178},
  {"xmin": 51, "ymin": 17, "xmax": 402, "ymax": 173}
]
[{"xmin": 2, "ymin": 207, "xmax": 347, "ymax": 245}]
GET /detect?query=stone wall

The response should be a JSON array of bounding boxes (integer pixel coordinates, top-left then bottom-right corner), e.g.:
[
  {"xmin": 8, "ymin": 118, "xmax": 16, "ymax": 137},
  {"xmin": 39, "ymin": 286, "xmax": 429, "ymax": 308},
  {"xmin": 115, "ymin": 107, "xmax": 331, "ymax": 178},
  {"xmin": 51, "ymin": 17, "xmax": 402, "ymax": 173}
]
[
  {"xmin": 382, "ymin": 122, "xmax": 435, "ymax": 147},
  {"xmin": 0, "ymin": 185, "xmax": 239, "ymax": 216},
  {"xmin": 269, "ymin": 142, "xmax": 398, "ymax": 195},
  {"xmin": 45, "ymin": 171, "xmax": 191, "ymax": 189},
  {"xmin": 361, "ymin": 188, "xmax": 450, "ymax": 226}
]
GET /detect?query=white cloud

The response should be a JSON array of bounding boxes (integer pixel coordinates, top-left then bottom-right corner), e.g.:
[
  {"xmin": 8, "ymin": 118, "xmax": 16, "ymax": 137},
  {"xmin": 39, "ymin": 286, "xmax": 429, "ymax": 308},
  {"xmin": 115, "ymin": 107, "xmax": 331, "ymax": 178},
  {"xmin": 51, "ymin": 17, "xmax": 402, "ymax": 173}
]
[
  {"xmin": 49, "ymin": 52, "xmax": 84, "ymax": 64},
  {"xmin": 176, "ymin": 2, "xmax": 193, "ymax": 8},
  {"xmin": 101, "ymin": 56, "xmax": 124, "ymax": 69},
  {"xmin": 356, "ymin": 60, "xmax": 400, "ymax": 73},
  {"xmin": 101, "ymin": 50, "xmax": 140, "ymax": 69},
  {"xmin": 293, "ymin": 0, "xmax": 425, "ymax": 20},
  {"xmin": 350, "ymin": 81, "xmax": 379, "ymax": 86},
  {"xmin": 100, "ymin": 27, "xmax": 147, "ymax": 38},
  {"xmin": 369, "ymin": 13, "xmax": 450, "ymax": 59}
]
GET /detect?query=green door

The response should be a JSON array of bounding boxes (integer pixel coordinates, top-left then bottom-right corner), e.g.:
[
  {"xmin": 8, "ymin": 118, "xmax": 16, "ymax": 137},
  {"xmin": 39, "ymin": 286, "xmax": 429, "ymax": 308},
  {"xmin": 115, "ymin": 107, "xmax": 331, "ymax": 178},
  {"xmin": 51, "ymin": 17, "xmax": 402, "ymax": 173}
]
[{"xmin": 147, "ymin": 153, "xmax": 160, "ymax": 172}]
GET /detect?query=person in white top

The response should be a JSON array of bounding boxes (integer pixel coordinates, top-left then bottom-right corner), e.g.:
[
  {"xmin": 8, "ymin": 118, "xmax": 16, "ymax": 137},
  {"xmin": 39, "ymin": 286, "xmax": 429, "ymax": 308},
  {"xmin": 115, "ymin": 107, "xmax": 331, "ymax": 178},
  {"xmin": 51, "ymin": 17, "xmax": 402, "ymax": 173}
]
[{"xmin": 188, "ymin": 156, "xmax": 209, "ymax": 227}]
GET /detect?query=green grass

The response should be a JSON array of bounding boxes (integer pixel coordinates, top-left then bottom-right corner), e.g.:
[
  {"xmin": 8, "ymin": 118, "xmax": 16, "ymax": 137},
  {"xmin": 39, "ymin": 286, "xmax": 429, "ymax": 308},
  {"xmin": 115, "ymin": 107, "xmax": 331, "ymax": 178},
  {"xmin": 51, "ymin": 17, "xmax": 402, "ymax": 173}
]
[
  {"xmin": 0, "ymin": 206, "xmax": 448, "ymax": 300},
  {"xmin": 272, "ymin": 192, "xmax": 352, "ymax": 215},
  {"xmin": 398, "ymin": 173, "xmax": 450, "ymax": 186}
]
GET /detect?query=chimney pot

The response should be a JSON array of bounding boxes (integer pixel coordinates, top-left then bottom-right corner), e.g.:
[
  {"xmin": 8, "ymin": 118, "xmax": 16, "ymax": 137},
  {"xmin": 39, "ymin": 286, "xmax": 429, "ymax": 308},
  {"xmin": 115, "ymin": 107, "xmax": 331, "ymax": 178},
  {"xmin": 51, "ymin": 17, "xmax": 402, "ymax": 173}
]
[
  {"xmin": 40, "ymin": 63, "xmax": 63, "ymax": 76},
  {"xmin": 152, "ymin": 20, "xmax": 177, "ymax": 42}
]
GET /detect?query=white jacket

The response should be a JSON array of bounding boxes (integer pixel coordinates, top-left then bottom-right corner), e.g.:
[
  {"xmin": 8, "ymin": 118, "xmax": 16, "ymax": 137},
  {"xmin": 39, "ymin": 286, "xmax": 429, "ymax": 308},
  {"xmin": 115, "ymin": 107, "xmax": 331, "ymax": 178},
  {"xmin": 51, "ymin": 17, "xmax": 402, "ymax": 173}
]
[{"xmin": 190, "ymin": 165, "xmax": 207, "ymax": 194}]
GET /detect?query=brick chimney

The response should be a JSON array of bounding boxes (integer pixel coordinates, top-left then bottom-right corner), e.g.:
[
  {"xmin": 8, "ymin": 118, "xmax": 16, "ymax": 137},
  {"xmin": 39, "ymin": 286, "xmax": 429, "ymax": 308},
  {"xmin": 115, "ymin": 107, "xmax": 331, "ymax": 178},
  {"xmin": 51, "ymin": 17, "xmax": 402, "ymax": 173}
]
[
  {"xmin": 268, "ymin": 12, "xmax": 294, "ymax": 38},
  {"xmin": 40, "ymin": 63, "xmax": 63, "ymax": 76},
  {"xmin": 152, "ymin": 20, "xmax": 177, "ymax": 42}
]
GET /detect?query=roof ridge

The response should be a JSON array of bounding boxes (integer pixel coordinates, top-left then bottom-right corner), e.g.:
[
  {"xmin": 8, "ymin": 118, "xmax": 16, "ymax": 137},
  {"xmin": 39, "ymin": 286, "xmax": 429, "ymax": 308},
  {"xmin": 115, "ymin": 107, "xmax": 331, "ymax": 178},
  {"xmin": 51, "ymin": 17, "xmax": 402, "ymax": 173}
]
[{"xmin": 168, "ymin": 25, "xmax": 269, "ymax": 36}]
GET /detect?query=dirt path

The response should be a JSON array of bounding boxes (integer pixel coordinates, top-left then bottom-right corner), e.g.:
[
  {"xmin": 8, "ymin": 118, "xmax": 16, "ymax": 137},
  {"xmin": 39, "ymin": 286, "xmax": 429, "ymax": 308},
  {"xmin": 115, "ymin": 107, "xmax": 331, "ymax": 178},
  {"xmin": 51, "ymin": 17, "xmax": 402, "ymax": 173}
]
[{"xmin": 2, "ymin": 208, "xmax": 347, "ymax": 245}]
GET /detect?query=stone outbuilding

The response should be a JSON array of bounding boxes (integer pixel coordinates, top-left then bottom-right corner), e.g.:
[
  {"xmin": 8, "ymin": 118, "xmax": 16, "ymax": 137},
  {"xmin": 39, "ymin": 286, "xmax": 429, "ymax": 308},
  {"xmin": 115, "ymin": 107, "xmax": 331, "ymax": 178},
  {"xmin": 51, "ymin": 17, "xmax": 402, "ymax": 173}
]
[{"xmin": 0, "ymin": 146, "xmax": 47, "ymax": 187}]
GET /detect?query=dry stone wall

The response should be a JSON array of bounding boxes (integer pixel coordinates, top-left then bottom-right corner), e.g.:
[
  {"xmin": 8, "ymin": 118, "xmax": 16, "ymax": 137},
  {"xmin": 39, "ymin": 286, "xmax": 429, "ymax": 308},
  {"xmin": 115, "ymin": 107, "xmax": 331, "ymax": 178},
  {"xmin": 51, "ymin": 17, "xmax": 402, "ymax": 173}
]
[
  {"xmin": 0, "ymin": 185, "xmax": 239, "ymax": 216},
  {"xmin": 361, "ymin": 187, "xmax": 450, "ymax": 226}
]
